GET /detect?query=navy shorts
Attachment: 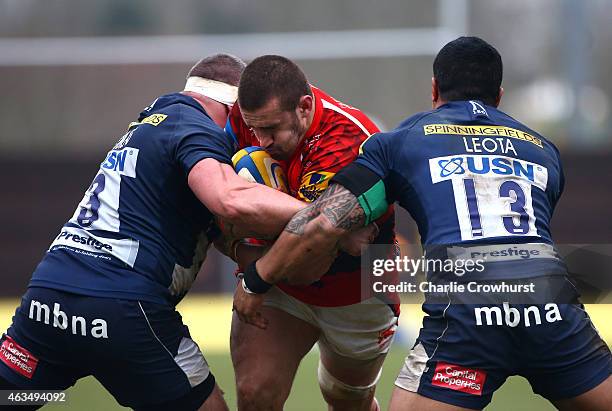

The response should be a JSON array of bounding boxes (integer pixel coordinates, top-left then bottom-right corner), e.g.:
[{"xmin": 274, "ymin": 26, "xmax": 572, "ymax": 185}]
[
  {"xmin": 395, "ymin": 301, "xmax": 611, "ymax": 409},
  {"xmin": 0, "ymin": 287, "xmax": 216, "ymax": 410}
]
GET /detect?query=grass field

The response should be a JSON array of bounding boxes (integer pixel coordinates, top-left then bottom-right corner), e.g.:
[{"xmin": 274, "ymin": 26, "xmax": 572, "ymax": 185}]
[
  {"xmin": 0, "ymin": 296, "xmax": 609, "ymax": 410},
  {"xmin": 41, "ymin": 350, "xmax": 557, "ymax": 411}
]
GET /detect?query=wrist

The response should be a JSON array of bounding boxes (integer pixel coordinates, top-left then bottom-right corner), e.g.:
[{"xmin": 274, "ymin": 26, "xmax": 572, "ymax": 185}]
[{"xmin": 242, "ymin": 260, "xmax": 273, "ymax": 294}]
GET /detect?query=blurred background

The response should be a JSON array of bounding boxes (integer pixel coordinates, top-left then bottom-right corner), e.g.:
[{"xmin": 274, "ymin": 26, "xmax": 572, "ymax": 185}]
[{"xmin": 0, "ymin": 0, "xmax": 610, "ymax": 409}]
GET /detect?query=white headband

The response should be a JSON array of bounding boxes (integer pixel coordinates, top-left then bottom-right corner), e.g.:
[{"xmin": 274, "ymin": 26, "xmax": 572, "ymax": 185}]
[{"xmin": 184, "ymin": 77, "xmax": 238, "ymax": 106}]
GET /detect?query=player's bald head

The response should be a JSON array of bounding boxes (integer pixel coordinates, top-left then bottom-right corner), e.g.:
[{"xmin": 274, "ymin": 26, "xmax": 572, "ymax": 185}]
[
  {"xmin": 238, "ymin": 55, "xmax": 312, "ymax": 112},
  {"xmin": 187, "ymin": 53, "xmax": 246, "ymax": 86},
  {"xmin": 433, "ymin": 36, "xmax": 503, "ymax": 106}
]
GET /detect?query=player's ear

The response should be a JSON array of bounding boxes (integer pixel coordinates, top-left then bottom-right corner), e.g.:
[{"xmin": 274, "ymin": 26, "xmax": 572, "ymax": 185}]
[
  {"xmin": 494, "ymin": 87, "xmax": 504, "ymax": 107},
  {"xmin": 431, "ymin": 77, "xmax": 440, "ymax": 108},
  {"xmin": 297, "ymin": 95, "xmax": 313, "ymax": 118}
]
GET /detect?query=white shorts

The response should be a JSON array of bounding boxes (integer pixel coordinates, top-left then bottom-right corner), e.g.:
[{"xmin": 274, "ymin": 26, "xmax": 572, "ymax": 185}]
[{"xmin": 263, "ymin": 286, "xmax": 398, "ymax": 361}]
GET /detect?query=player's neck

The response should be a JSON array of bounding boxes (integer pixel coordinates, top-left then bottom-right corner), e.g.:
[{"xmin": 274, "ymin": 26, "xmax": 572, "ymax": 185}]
[
  {"xmin": 182, "ymin": 91, "xmax": 227, "ymax": 127},
  {"xmin": 433, "ymin": 98, "xmax": 448, "ymax": 109},
  {"xmin": 298, "ymin": 99, "xmax": 317, "ymax": 143},
  {"xmin": 182, "ymin": 90, "xmax": 211, "ymax": 108}
]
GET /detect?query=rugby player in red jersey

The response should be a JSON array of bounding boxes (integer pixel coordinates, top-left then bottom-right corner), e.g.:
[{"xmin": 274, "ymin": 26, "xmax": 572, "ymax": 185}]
[{"xmin": 225, "ymin": 55, "xmax": 399, "ymax": 411}]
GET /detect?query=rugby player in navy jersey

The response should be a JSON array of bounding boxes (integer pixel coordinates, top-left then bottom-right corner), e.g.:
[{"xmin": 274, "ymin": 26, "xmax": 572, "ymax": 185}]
[
  {"xmin": 234, "ymin": 38, "xmax": 612, "ymax": 410},
  {"xmin": 0, "ymin": 54, "xmax": 308, "ymax": 410}
]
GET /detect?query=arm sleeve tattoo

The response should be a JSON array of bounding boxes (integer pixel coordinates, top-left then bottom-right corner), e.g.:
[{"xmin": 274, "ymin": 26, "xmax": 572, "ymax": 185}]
[{"xmin": 285, "ymin": 184, "xmax": 365, "ymax": 235}]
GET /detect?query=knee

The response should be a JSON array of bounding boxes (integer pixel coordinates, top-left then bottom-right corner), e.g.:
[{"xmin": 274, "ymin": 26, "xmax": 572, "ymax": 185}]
[
  {"xmin": 236, "ymin": 377, "xmax": 287, "ymax": 411},
  {"xmin": 318, "ymin": 360, "xmax": 379, "ymax": 402}
]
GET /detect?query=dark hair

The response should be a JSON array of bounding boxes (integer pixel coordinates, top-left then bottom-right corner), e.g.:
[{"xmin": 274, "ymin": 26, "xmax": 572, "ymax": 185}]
[
  {"xmin": 187, "ymin": 53, "xmax": 246, "ymax": 86},
  {"xmin": 433, "ymin": 36, "xmax": 503, "ymax": 106},
  {"xmin": 238, "ymin": 55, "xmax": 312, "ymax": 111}
]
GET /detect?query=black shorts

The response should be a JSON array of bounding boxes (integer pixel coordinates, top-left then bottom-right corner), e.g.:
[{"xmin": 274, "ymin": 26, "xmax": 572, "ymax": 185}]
[
  {"xmin": 0, "ymin": 287, "xmax": 215, "ymax": 410},
  {"xmin": 395, "ymin": 301, "xmax": 611, "ymax": 409}
]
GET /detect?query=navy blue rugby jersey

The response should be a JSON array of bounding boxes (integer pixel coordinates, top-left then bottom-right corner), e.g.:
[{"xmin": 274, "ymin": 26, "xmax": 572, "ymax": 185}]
[
  {"xmin": 30, "ymin": 93, "xmax": 235, "ymax": 305},
  {"xmin": 332, "ymin": 100, "xmax": 566, "ymax": 281},
  {"xmin": 330, "ymin": 100, "xmax": 566, "ymax": 280},
  {"xmin": 352, "ymin": 100, "xmax": 564, "ymax": 247}
]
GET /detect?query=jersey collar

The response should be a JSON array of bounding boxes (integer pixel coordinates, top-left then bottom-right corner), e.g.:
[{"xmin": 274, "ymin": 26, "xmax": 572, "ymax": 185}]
[{"xmin": 139, "ymin": 93, "xmax": 212, "ymax": 121}]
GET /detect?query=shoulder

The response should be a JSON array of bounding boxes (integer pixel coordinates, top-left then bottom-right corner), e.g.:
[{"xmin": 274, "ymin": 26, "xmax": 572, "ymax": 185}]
[
  {"xmin": 135, "ymin": 93, "xmax": 216, "ymax": 136},
  {"xmin": 313, "ymin": 86, "xmax": 380, "ymax": 136},
  {"xmin": 493, "ymin": 108, "xmax": 561, "ymax": 162},
  {"xmin": 155, "ymin": 98, "xmax": 230, "ymax": 151},
  {"xmin": 361, "ymin": 128, "xmax": 406, "ymax": 154}
]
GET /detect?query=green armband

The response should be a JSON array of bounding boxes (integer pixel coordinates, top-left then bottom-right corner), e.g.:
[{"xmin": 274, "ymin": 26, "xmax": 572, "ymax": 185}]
[
  {"xmin": 331, "ymin": 163, "xmax": 389, "ymax": 226},
  {"xmin": 357, "ymin": 180, "xmax": 388, "ymax": 225}
]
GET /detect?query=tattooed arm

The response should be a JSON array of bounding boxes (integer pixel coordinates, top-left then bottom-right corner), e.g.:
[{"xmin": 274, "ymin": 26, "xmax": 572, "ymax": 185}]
[
  {"xmin": 232, "ymin": 162, "xmax": 389, "ymax": 328},
  {"xmin": 255, "ymin": 183, "xmax": 367, "ymax": 285}
]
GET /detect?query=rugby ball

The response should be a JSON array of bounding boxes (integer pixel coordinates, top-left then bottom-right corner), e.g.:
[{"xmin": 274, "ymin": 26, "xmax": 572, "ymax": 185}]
[{"xmin": 232, "ymin": 146, "xmax": 289, "ymax": 193}]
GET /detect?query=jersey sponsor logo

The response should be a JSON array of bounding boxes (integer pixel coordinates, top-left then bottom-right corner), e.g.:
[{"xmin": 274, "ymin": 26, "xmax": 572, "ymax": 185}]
[
  {"xmin": 448, "ymin": 243, "xmax": 559, "ymax": 262},
  {"xmin": 127, "ymin": 113, "xmax": 168, "ymax": 130},
  {"xmin": 432, "ymin": 362, "xmax": 486, "ymax": 395},
  {"xmin": 49, "ymin": 227, "xmax": 139, "ymax": 268},
  {"xmin": 0, "ymin": 336, "xmax": 39, "ymax": 379},
  {"xmin": 474, "ymin": 302, "xmax": 563, "ymax": 327},
  {"xmin": 430, "ymin": 154, "xmax": 548, "ymax": 190},
  {"xmin": 55, "ymin": 230, "xmax": 113, "ymax": 251},
  {"xmin": 28, "ymin": 300, "xmax": 108, "ymax": 338},
  {"xmin": 298, "ymin": 171, "xmax": 335, "ymax": 202},
  {"xmin": 140, "ymin": 113, "xmax": 168, "ymax": 126},
  {"xmin": 424, "ymin": 124, "xmax": 543, "ymax": 148},
  {"xmin": 101, "ymin": 148, "xmax": 139, "ymax": 177}
]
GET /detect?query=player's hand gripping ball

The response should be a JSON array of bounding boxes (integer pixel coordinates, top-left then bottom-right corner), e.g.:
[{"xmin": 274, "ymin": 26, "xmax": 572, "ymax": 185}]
[{"xmin": 232, "ymin": 147, "xmax": 289, "ymax": 193}]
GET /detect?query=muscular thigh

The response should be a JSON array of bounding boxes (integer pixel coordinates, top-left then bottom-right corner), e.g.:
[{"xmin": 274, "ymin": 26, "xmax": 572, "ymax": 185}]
[
  {"xmin": 230, "ymin": 305, "xmax": 319, "ymax": 389},
  {"xmin": 389, "ymin": 388, "xmax": 475, "ymax": 411},
  {"xmin": 553, "ymin": 375, "xmax": 612, "ymax": 411},
  {"xmin": 314, "ymin": 298, "xmax": 398, "ymax": 367}
]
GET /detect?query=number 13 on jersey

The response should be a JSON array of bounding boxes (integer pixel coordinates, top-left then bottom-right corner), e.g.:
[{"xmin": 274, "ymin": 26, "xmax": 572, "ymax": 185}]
[{"xmin": 430, "ymin": 154, "xmax": 549, "ymax": 241}]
